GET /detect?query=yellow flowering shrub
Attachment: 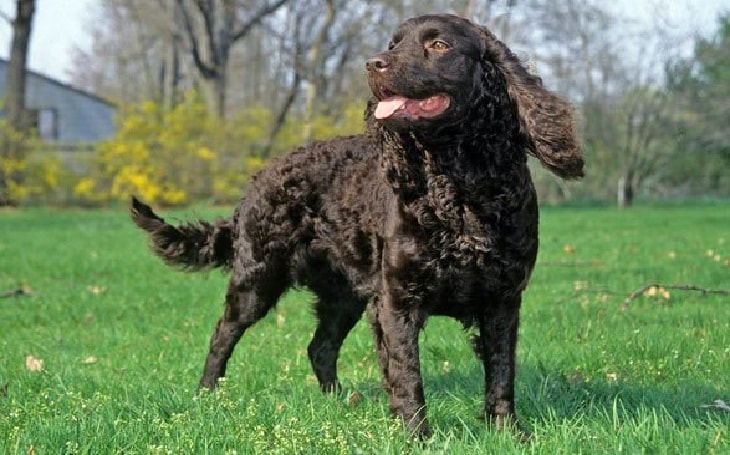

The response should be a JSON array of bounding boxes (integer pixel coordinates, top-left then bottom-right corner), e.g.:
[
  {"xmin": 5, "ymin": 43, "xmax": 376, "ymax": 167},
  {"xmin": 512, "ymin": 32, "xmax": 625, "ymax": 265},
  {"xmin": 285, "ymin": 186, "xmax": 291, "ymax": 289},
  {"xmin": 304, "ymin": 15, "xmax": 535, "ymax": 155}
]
[
  {"xmin": 78, "ymin": 93, "xmax": 224, "ymax": 205},
  {"xmin": 77, "ymin": 92, "xmax": 367, "ymax": 206},
  {"xmin": 0, "ymin": 118, "xmax": 71, "ymax": 204}
]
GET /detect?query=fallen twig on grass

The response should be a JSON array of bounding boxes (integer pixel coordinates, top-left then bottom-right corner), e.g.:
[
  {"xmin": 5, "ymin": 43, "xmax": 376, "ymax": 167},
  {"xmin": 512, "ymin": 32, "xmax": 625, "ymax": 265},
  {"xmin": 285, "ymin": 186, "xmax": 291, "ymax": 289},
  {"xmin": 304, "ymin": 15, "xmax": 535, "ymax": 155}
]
[
  {"xmin": 622, "ymin": 283, "xmax": 730, "ymax": 307},
  {"xmin": 700, "ymin": 400, "xmax": 730, "ymax": 412},
  {"xmin": 538, "ymin": 260, "xmax": 602, "ymax": 267},
  {"xmin": 0, "ymin": 288, "xmax": 34, "ymax": 298}
]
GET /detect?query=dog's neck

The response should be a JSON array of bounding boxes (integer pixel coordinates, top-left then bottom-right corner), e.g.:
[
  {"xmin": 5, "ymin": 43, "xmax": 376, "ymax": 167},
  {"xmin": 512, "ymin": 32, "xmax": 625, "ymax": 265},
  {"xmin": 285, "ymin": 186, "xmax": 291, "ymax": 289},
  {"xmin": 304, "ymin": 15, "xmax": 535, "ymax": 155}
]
[{"xmin": 377, "ymin": 124, "xmax": 529, "ymax": 241}]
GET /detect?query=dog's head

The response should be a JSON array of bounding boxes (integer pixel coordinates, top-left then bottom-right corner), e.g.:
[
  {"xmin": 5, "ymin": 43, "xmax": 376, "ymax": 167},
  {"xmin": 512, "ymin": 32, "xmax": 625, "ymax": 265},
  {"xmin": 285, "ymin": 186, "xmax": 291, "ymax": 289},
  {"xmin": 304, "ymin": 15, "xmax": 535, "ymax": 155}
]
[{"xmin": 367, "ymin": 14, "xmax": 584, "ymax": 179}]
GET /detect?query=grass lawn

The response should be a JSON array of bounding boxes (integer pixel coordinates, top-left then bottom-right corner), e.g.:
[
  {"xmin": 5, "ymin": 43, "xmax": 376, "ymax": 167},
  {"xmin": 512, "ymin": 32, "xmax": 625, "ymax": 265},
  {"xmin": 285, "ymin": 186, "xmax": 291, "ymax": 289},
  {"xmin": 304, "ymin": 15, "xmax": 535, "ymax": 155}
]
[{"xmin": 1, "ymin": 203, "xmax": 728, "ymax": 454}]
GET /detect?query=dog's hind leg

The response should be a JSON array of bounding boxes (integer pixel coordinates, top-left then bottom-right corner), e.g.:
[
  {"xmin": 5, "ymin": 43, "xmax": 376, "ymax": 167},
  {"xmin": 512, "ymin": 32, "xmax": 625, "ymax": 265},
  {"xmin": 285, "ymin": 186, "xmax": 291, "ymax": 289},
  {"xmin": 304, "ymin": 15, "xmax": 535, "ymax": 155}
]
[
  {"xmin": 306, "ymin": 269, "xmax": 367, "ymax": 393},
  {"xmin": 198, "ymin": 270, "xmax": 288, "ymax": 390}
]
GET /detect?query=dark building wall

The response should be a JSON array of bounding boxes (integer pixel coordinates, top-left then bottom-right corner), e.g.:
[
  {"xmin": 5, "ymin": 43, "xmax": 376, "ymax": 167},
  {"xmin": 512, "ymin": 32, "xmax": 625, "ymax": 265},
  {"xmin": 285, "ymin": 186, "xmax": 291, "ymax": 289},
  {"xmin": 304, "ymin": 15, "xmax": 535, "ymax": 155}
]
[{"xmin": 0, "ymin": 60, "xmax": 115, "ymax": 144}]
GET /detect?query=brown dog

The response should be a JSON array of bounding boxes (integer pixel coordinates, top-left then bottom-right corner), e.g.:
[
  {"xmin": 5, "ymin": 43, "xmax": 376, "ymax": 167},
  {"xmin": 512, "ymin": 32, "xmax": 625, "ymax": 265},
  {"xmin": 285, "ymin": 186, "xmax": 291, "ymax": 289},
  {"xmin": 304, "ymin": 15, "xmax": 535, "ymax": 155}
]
[{"xmin": 132, "ymin": 13, "xmax": 582, "ymax": 438}]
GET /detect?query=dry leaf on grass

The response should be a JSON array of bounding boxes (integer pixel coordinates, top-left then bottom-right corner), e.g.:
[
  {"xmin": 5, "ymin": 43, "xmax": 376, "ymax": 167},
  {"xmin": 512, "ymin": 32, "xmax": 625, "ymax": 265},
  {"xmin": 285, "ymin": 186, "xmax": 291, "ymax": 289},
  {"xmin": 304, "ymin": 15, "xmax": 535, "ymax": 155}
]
[
  {"xmin": 81, "ymin": 356, "xmax": 98, "ymax": 365},
  {"xmin": 643, "ymin": 285, "xmax": 670, "ymax": 300},
  {"xmin": 348, "ymin": 390, "xmax": 363, "ymax": 407},
  {"xmin": 86, "ymin": 285, "xmax": 107, "ymax": 295},
  {"xmin": 25, "ymin": 355, "xmax": 43, "ymax": 372}
]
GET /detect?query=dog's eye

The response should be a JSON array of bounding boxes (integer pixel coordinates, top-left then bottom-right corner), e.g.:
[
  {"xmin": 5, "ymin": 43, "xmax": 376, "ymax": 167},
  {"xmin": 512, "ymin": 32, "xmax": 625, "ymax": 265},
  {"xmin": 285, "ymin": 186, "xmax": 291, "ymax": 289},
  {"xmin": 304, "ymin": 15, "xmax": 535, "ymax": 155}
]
[
  {"xmin": 427, "ymin": 40, "xmax": 451, "ymax": 51},
  {"xmin": 387, "ymin": 41, "xmax": 395, "ymax": 50}
]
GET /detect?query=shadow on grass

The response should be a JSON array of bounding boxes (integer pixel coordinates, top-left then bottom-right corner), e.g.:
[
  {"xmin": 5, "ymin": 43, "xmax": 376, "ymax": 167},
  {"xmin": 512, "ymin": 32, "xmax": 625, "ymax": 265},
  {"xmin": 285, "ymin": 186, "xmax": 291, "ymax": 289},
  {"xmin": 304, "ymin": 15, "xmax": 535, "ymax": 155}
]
[{"xmin": 351, "ymin": 361, "xmax": 728, "ymax": 436}]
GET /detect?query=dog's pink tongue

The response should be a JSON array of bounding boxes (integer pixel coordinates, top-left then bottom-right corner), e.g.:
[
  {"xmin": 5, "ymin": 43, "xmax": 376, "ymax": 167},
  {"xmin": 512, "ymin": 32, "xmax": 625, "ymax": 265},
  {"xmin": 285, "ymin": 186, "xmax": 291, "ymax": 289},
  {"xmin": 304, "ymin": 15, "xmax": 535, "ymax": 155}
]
[
  {"xmin": 375, "ymin": 95, "xmax": 450, "ymax": 120},
  {"xmin": 374, "ymin": 97, "xmax": 407, "ymax": 119}
]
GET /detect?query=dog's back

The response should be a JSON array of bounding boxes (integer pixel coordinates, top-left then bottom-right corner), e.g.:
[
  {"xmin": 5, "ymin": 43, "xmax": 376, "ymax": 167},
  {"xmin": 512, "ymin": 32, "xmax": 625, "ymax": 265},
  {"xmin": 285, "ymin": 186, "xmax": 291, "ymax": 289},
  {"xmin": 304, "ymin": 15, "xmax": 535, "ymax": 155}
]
[{"xmin": 132, "ymin": 133, "xmax": 382, "ymax": 290}]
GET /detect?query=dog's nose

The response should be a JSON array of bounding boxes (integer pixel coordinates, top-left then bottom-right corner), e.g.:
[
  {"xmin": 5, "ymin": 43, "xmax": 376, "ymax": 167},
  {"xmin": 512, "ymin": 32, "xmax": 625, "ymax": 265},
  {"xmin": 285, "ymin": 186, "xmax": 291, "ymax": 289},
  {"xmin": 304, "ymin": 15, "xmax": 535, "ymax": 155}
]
[{"xmin": 366, "ymin": 55, "xmax": 389, "ymax": 72}]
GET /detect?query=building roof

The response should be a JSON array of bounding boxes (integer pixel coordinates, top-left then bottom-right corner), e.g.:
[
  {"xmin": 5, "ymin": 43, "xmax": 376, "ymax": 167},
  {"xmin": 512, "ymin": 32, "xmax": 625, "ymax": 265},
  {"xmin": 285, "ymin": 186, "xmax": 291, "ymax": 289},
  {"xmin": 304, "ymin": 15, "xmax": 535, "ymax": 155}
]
[{"xmin": 0, "ymin": 57, "xmax": 115, "ymax": 108}]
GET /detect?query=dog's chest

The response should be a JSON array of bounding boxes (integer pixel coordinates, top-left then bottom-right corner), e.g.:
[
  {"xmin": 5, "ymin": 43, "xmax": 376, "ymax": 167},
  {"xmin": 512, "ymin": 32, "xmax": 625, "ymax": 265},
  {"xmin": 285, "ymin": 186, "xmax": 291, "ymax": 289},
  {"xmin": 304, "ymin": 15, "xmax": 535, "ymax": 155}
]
[{"xmin": 386, "ymin": 190, "xmax": 537, "ymax": 298}]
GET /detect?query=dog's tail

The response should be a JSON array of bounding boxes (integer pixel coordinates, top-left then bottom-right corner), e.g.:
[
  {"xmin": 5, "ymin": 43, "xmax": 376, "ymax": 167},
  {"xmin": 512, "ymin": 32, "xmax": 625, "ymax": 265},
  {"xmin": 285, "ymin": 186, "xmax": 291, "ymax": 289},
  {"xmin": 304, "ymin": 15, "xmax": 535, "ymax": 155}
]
[{"xmin": 130, "ymin": 196, "xmax": 233, "ymax": 270}]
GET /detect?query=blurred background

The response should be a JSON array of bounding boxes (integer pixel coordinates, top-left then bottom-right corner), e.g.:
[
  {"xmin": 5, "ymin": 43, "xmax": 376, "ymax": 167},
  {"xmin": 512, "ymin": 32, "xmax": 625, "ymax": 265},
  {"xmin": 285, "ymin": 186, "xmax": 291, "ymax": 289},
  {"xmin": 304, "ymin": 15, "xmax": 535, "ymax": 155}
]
[{"xmin": 0, "ymin": 0, "xmax": 728, "ymax": 207}]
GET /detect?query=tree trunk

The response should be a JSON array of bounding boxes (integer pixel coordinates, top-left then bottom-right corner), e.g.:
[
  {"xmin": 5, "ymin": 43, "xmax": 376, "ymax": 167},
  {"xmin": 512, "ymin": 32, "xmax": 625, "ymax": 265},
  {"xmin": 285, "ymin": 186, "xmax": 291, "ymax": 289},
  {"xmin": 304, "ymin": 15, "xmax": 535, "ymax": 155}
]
[
  {"xmin": 199, "ymin": 76, "xmax": 226, "ymax": 119},
  {"xmin": 5, "ymin": 0, "xmax": 34, "ymax": 131},
  {"xmin": 263, "ymin": 69, "xmax": 301, "ymax": 158},
  {"xmin": 161, "ymin": 33, "xmax": 181, "ymax": 110},
  {"xmin": 462, "ymin": 0, "xmax": 476, "ymax": 20},
  {"xmin": 301, "ymin": 0, "xmax": 335, "ymax": 144},
  {"xmin": 1, "ymin": 0, "xmax": 36, "ymax": 206},
  {"xmin": 215, "ymin": 69, "xmax": 226, "ymax": 118},
  {"xmin": 617, "ymin": 171, "xmax": 635, "ymax": 208}
]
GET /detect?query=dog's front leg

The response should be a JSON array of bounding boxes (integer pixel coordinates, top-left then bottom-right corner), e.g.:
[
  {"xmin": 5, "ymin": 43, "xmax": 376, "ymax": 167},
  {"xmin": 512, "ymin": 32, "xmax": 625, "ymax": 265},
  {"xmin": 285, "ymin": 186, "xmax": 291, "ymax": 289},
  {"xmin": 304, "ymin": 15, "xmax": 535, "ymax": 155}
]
[
  {"xmin": 478, "ymin": 294, "xmax": 523, "ymax": 433},
  {"xmin": 372, "ymin": 283, "xmax": 430, "ymax": 438},
  {"xmin": 373, "ymin": 198, "xmax": 431, "ymax": 437}
]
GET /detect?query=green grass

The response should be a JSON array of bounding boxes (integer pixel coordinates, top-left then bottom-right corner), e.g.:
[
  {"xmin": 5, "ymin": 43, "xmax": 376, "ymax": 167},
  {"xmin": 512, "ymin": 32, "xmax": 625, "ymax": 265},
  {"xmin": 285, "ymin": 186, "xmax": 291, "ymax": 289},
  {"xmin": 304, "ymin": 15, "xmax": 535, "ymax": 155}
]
[{"xmin": 1, "ymin": 203, "xmax": 728, "ymax": 454}]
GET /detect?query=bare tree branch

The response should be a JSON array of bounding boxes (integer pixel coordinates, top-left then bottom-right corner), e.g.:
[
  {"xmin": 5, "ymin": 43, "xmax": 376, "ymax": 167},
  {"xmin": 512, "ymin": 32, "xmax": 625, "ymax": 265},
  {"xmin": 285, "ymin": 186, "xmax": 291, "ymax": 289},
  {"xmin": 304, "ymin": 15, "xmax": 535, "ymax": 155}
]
[
  {"xmin": 622, "ymin": 283, "xmax": 730, "ymax": 307},
  {"xmin": 194, "ymin": 0, "xmax": 218, "ymax": 65},
  {"xmin": 262, "ymin": 9, "xmax": 305, "ymax": 156},
  {"xmin": 175, "ymin": 0, "xmax": 289, "ymax": 117},
  {"xmin": 231, "ymin": 0, "xmax": 288, "ymax": 43},
  {"xmin": 176, "ymin": 0, "xmax": 217, "ymax": 78},
  {"xmin": 538, "ymin": 260, "xmax": 603, "ymax": 267}
]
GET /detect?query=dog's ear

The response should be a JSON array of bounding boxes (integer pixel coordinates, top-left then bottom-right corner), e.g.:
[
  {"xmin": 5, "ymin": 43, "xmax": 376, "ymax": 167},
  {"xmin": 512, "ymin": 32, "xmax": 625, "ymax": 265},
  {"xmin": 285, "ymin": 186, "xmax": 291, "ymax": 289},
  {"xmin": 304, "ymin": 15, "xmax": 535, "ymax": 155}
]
[{"xmin": 480, "ymin": 27, "xmax": 584, "ymax": 179}]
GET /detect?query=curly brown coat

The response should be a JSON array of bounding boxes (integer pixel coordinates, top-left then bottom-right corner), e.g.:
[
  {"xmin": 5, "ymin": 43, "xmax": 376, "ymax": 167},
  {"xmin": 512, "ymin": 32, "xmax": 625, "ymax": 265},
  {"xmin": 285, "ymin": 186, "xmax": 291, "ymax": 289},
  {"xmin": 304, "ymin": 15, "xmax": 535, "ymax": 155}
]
[{"xmin": 131, "ymin": 13, "xmax": 583, "ymax": 438}]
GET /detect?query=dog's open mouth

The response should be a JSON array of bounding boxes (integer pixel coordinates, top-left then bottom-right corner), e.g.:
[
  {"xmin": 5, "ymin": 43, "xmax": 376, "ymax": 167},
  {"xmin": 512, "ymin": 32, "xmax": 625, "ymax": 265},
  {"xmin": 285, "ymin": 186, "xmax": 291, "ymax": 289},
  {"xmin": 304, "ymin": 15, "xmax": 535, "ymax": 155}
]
[{"xmin": 374, "ymin": 94, "xmax": 450, "ymax": 120}]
